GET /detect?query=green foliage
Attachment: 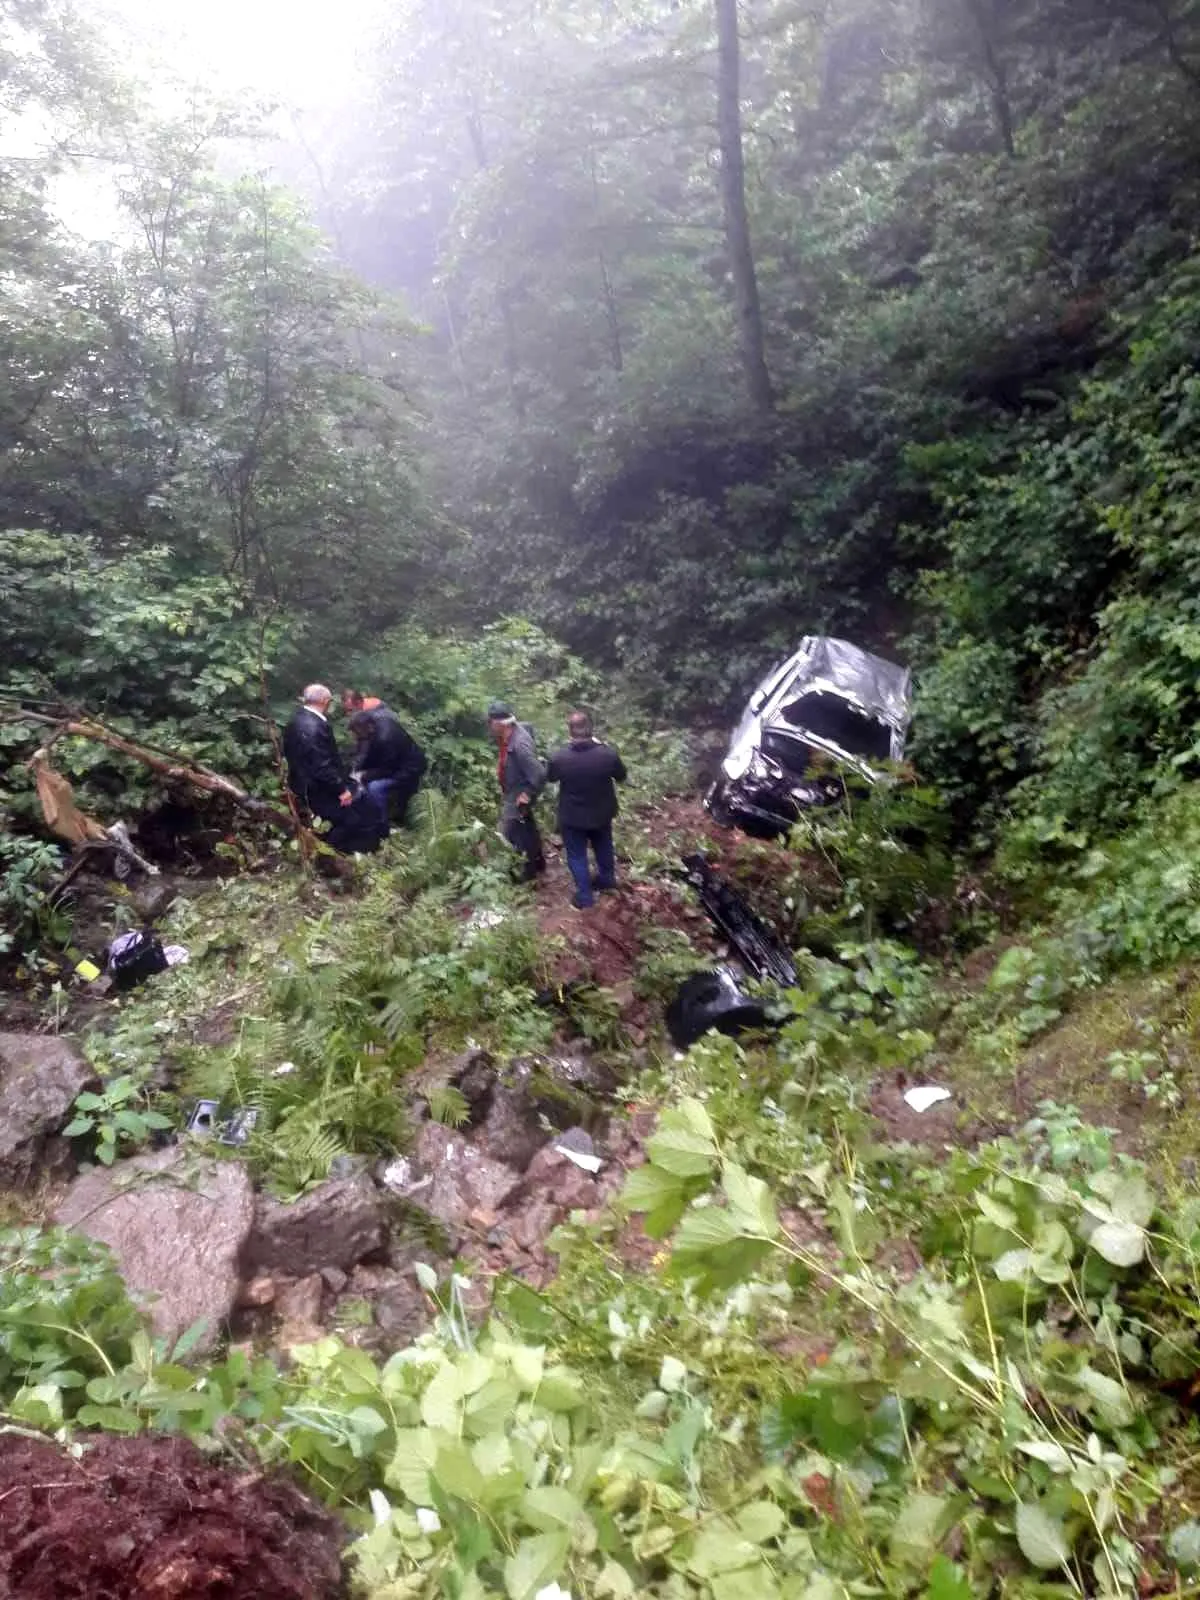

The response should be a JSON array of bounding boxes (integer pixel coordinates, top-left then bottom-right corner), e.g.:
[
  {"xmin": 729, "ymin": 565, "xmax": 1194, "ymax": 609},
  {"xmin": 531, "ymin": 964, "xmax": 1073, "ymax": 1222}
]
[
  {"xmin": 615, "ymin": 1088, "xmax": 1194, "ymax": 1598},
  {"xmin": 63, "ymin": 1074, "xmax": 173, "ymax": 1167},
  {"xmin": 788, "ymin": 775, "xmax": 954, "ymax": 943},
  {"xmin": 911, "ymin": 261, "xmax": 1200, "ymax": 855},
  {"xmin": 0, "ymin": 824, "xmax": 64, "ymax": 954},
  {"xmin": 347, "ymin": 617, "xmax": 603, "ymax": 808},
  {"xmin": 9, "ymin": 728, "xmax": 1200, "ymax": 1595},
  {"xmin": 0, "ymin": 1226, "xmax": 144, "ymax": 1427}
]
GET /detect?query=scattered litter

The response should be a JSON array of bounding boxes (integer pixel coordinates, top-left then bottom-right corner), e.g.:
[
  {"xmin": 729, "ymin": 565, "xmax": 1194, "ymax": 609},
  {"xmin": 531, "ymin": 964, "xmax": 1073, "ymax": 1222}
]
[
  {"xmin": 272, "ymin": 1061, "xmax": 297, "ymax": 1077},
  {"xmin": 555, "ymin": 1145, "xmax": 604, "ymax": 1174},
  {"xmin": 415, "ymin": 1508, "xmax": 442, "ymax": 1535},
  {"xmin": 903, "ymin": 1085, "xmax": 952, "ymax": 1114},
  {"xmin": 187, "ymin": 1099, "xmax": 221, "ymax": 1137},
  {"xmin": 105, "ymin": 820, "xmax": 160, "ymax": 877},
  {"xmin": 107, "ymin": 930, "xmax": 168, "ymax": 990},
  {"xmin": 74, "ymin": 957, "xmax": 102, "ymax": 983},
  {"xmin": 219, "ymin": 1106, "xmax": 258, "ymax": 1147},
  {"xmin": 554, "ymin": 1126, "xmax": 604, "ymax": 1173},
  {"xmin": 681, "ymin": 853, "xmax": 797, "ymax": 987},
  {"xmin": 186, "ymin": 1098, "xmax": 258, "ymax": 1145},
  {"xmin": 163, "ymin": 944, "xmax": 190, "ymax": 967},
  {"xmin": 379, "ymin": 1155, "xmax": 431, "ymax": 1196}
]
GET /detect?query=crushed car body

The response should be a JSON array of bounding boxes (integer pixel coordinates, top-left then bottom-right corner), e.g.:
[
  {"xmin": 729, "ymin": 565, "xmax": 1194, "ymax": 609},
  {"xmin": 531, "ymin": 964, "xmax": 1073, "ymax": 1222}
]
[{"xmin": 707, "ymin": 636, "xmax": 912, "ymax": 835}]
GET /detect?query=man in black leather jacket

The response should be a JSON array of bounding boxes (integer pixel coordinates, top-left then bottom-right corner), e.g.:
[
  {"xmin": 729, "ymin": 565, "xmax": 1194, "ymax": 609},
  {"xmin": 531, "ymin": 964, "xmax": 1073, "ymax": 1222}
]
[
  {"xmin": 283, "ymin": 684, "xmax": 381, "ymax": 854},
  {"xmin": 348, "ymin": 705, "xmax": 427, "ymax": 835},
  {"xmin": 545, "ymin": 709, "xmax": 626, "ymax": 908}
]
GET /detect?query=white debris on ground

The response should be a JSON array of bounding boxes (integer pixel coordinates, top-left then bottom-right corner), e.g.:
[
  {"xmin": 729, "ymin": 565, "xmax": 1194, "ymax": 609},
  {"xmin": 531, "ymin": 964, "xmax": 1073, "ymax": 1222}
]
[{"xmin": 903, "ymin": 1085, "xmax": 952, "ymax": 1113}]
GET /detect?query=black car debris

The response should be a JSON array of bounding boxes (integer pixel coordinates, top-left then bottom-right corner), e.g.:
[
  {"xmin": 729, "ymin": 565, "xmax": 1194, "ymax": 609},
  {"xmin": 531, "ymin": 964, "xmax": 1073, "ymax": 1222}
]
[{"xmin": 706, "ymin": 636, "xmax": 912, "ymax": 836}]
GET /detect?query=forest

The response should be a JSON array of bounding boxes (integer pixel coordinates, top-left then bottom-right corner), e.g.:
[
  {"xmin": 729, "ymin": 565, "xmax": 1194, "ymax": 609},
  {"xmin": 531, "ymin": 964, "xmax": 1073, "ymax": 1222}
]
[{"xmin": 4, "ymin": 0, "xmax": 1200, "ymax": 1594}]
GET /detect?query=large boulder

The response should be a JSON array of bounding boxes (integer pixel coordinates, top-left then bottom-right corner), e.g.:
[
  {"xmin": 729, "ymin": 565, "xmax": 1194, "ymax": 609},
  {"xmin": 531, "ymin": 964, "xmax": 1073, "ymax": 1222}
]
[
  {"xmin": 54, "ymin": 1147, "xmax": 254, "ymax": 1351},
  {"xmin": 474, "ymin": 1085, "xmax": 547, "ymax": 1172},
  {"xmin": 401, "ymin": 1123, "xmax": 523, "ymax": 1231},
  {"xmin": 517, "ymin": 1142, "xmax": 603, "ymax": 1212},
  {"xmin": 0, "ymin": 1032, "xmax": 97, "ymax": 1188},
  {"xmin": 244, "ymin": 1172, "xmax": 385, "ymax": 1277}
]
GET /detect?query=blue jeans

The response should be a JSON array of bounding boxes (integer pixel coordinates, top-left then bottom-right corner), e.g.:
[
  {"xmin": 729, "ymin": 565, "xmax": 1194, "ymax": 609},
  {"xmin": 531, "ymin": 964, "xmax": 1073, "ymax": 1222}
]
[
  {"xmin": 562, "ymin": 825, "xmax": 616, "ymax": 906},
  {"xmin": 365, "ymin": 775, "xmax": 420, "ymax": 834},
  {"xmin": 365, "ymin": 777, "xmax": 397, "ymax": 832}
]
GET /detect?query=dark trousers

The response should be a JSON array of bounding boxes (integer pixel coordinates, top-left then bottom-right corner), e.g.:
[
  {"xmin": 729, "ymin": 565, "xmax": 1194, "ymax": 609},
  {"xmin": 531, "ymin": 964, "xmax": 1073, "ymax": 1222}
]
[
  {"xmin": 562, "ymin": 824, "xmax": 616, "ymax": 907},
  {"xmin": 503, "ymin": 813, "xmax": 545, "ymax": 880},
  {"xmin": 313, "ymin": 794, "xmax": 384, "ymax": 855}
]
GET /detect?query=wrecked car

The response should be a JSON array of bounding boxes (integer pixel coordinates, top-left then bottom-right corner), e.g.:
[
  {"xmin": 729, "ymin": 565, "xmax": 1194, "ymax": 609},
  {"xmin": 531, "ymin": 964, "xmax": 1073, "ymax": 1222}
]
[{"xmin": 707, "ymin": 636, "xmax": 912, "ymax": 835}]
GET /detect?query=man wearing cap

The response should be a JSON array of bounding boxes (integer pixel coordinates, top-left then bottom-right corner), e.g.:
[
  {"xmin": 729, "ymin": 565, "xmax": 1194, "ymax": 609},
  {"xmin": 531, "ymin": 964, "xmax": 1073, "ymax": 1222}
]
[
  {"xmin": 283, "ymin": 684, "xmax": 382, "ymax": 854},
  {"xmin": 487, "ymin": 702, "xmax": 546, "ymax": 880}
]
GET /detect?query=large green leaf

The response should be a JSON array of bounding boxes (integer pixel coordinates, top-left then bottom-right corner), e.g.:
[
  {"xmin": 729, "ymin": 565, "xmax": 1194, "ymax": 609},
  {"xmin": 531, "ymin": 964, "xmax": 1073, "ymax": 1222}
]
[
  {"xmin": 1014, "ymin": 1501, "xmax": 1071, "ymax": 1569},
  {"xmin": 503, "ymin": 1529, "xmax": 570, "ymax": 1600}
]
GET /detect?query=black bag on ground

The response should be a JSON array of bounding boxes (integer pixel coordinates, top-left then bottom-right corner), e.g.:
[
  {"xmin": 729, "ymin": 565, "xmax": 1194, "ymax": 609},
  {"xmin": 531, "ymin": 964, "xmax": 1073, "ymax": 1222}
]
[
  {"xmin": 106, "ymin": 930, "xmax": 168, "ymax": 991},
  {"xmin": 666, "ymin": 967, "xmax": 768, "ymax": 1050}
]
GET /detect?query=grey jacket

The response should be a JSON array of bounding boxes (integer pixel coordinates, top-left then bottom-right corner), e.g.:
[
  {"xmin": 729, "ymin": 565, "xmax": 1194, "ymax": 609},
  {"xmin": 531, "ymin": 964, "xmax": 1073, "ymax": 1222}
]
[{"xmin": 499, "ymin": 722, "xmax": 546, "ymax": 822}]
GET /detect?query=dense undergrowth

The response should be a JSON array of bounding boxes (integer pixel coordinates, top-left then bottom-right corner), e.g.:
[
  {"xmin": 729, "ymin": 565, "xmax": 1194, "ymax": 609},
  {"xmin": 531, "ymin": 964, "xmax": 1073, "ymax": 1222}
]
[
  {"xmin": 6, "ymin": 6, "xmax": 1200, "ymax": 1593},
  {"xmin": 8, "ymin": 722, "xmax": 1200, "ymax": 1595}
]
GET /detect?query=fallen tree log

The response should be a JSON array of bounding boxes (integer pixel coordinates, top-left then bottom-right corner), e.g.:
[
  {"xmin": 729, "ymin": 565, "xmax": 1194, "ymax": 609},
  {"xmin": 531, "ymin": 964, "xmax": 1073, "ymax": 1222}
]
[{"xmin": 2, "ymin": 706, "xmax": 310, "ymax": 846}]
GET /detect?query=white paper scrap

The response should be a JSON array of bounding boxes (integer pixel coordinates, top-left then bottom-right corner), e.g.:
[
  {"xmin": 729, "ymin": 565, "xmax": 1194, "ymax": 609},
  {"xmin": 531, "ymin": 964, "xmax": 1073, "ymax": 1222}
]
[
  {"xmin": 555, "ymin": 1145, "xmax": 604, "ymax": 1174},
  {"xmin": 903, "ymin": 1085, "xmax": 952, "ymax": 1114}
]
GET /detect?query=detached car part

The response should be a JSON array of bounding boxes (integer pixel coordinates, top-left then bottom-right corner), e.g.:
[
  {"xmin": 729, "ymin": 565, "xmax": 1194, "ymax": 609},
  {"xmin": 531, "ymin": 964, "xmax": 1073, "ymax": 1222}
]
[
  {"xmin": 680, "ymin": 853, "xmax": 797, "ymax": 987},
  {"xmin": 708, "ymin": 636, "xmax": 912, "ymax": 836},
  {"xmin": 667, "ymin": 855, "xmax": 797, "ymax": 1049},
  {"xmin": 667, "ymin": 967, "xmax": 769, "ymax": 1050}
]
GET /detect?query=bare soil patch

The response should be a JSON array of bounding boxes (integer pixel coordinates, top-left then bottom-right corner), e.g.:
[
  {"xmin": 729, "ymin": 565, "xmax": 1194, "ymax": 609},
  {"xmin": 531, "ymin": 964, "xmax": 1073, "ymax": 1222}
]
[{"xmin": 0, "ymin": 1432, "xmax": 348, "ymax": 1600}]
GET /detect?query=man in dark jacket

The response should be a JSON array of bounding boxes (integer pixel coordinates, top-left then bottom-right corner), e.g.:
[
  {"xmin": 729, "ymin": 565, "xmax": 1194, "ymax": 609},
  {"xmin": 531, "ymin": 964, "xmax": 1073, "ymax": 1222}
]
[
  {"xmin": 283, "ymin": 684, "xmax": 381, "ymax": 854},
  {"xmin": 487, "ymin": 701, "xmax": 546, "ymax": 880},
  {"xmin": 348, "ymin": 704, "xmax": 427, "ymax": 836},
  {"xmin": 546, "ymin": 709, "xmax": 627, "ymax": 908}
]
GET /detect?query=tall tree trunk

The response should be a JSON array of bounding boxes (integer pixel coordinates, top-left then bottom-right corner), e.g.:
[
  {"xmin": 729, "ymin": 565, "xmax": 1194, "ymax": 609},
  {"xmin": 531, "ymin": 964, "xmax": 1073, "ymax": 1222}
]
[
  {"xmin": 466, "ymin": 108, "xmax": 526, "ymax": 419},
  {"xmin": 965, "ymin": 0, "xmax": 1016, "ymax": 155},
  {"xmin": 589, "ymin": 147, "xmax": 623, "ymax": 373},
  {"xmin": 714, "ymin": 0, "xmax": 773, "ymax": 412}
]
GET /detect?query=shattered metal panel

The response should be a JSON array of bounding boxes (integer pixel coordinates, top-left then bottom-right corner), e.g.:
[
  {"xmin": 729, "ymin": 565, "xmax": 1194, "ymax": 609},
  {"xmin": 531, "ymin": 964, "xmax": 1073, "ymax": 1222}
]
[{"xmin": 768, "ymin": 637, "xmax": 911, "ymax": 730}]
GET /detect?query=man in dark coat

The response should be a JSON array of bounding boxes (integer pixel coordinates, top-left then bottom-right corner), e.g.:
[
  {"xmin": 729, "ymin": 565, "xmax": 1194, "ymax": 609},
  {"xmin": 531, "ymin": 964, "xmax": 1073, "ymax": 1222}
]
[
  {"xmin": 348, "ymin": 704, "xmax": 427, "ymax": 835},
  {"xmin": 283, "ymin": 684, "xmax": 382, "ymax": 854},
  {"xmin": 545, "ymin": 709, "xmax": 627, "ymax": 908},
  {"xmin": 487, "ymin": 701, "xmax": 546, "ymax": 880}
]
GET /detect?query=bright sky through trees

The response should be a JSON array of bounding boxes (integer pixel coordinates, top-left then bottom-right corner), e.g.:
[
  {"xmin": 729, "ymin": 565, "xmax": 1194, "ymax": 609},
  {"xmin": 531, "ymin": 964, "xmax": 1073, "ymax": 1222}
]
[{"xmin": 102, "ymin": 0, "xmax": 380, "ymax": 103}]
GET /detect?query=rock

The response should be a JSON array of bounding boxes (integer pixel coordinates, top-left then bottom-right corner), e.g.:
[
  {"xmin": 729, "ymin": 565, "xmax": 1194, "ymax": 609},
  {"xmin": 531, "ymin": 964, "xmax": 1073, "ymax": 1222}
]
[
  {"xmin": 55, "ymin": 1147, "xmax": 254, "ymax": 1352},
  {"xmin": 319, "ymin": 1265, "xmax": 348, "ymax": 1294},
  {"xmin": 345, "ymin": 1263, "xmax": 429, "ymax": 1346},
  {"xmin": 507, "ymin": 1199, "xmax": 563, "ymax": 1253},
  {"xmin": 132, "ymin": 882, "xmax": 177, "ymax": 922},
  {"xmin": 0, "ymin": 1032, "xmax": 98, "ymax": 1188},
  {"xmin": 410, "ymin": 1123, "xmax": 522, "ymax": 1229},
  {"xmin": 555, "ymin": 1126, "xmax": 597, "ymax": 1158},
  {"xmin": 547, "ymin": 1051, "xmax": 620, "ymax": 1101},
  {"xmin": 237, "ymin": 1275, "xmax": 276, "ymax": 1308},
  {"xmin": 329, "ymin": 1153, "xmax": 370, "ymax": 1180},
  {"xmin": 274, "ymin": 1274, "xmax": 326, "ymax": 1349},
  {"xmin": 244, "ymin": 1172, "xmax": 385, "ymax": 1276},
  {"xmin": 506, "ymin": 1055, "xmax": 609, "ymax": 1129},
  {"xmin": 520, "ymin": 1144, "xmax": 602, "ymax": 1212},
  {"xmin": 475, "ymin": 1084, "xmax": 546, "ymax": 1172},
  {"xmin": 450, "ymin": 1047, "xmax": 497, "ymax": 1120}
]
